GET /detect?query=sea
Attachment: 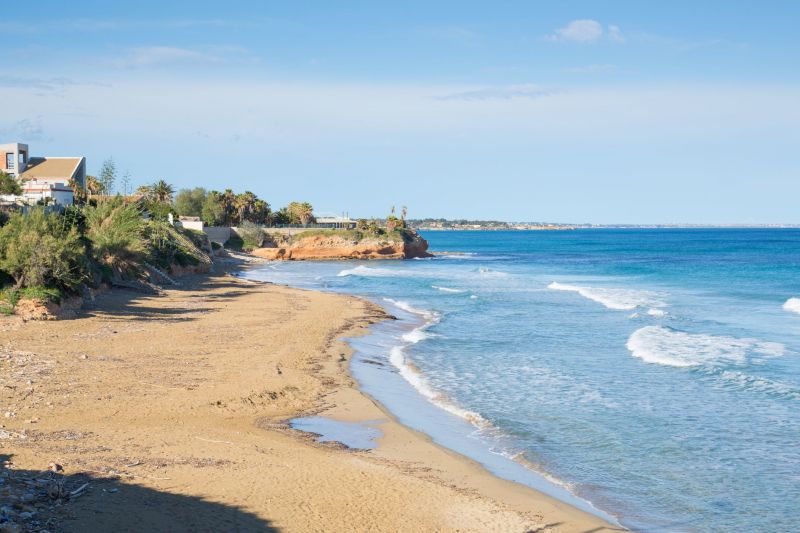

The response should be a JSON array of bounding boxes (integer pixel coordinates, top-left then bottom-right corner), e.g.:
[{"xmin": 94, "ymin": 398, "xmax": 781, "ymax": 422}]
[{"xmin": 241, "ymin": 229, "xmax": 800, "ymax": 532}]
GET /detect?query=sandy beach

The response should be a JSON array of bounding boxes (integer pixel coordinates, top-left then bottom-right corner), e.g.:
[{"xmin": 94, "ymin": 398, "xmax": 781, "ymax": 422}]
[{"xmin": 1, "ymin": 271, "xmax": 620, "ymax": 532}]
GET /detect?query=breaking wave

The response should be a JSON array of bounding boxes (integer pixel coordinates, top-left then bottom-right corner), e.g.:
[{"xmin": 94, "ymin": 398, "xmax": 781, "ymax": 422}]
[
  {"xmin": 783, "ymin": 297, "xmax": 800, "ymax": 315},
  {"xmin": 381, "ymin": 298, "xmax": 488, "ymax": 427},
  {"xmin": 548, "ymin": 281, "xmax": 666, "ymax": 313},
  {"xmin": 337, "ymin": 265, "xmax": 410, "ymax": 277},
  {"xmin": 627, "ymin": 326, "xmax": 785, "ymax": 368},
  {"xmin": 432, "ymin": 285, "xmax": 467, "ymax": 293}
]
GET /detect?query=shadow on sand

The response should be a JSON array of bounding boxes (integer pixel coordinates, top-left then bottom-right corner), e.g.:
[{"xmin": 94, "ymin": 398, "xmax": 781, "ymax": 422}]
[{"xmin": 1, "ymin": 454, "xmax": 276, "ymax": 532}]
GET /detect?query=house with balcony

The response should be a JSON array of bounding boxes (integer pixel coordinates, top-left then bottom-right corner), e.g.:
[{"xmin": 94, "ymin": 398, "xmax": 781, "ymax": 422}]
[{"xmin": 1, "ymin": 142, "xmax": 86, "ymax": 206}]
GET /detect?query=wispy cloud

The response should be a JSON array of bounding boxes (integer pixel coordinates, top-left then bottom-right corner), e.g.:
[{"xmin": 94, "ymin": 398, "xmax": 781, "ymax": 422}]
[
  {"xmin": 4, "ymin": 18, "xmax": 252, "ymax": 34},
  {"xmin": 1, "ymin": 117, "xmax": 45, "ymax": 140},
  {"xmin": 437, "ymin": 84, "xmax": 562, "ymax": 101},
  {"xmin": 546, "ymin": 19, "xmax": 625, "ymax": 44},
  {"xmin": 0, "ymin": 77, "xmax": 75, "ymax": 92},
  {"xmin": 111, "ymin": 46, "xmax": 260, "ymax": 68}
]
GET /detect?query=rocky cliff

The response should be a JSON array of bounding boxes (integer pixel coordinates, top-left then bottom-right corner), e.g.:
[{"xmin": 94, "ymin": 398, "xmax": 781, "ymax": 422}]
[{"xmin": 251, "ymin": 229, "xmax": 431, "ymax": 261}]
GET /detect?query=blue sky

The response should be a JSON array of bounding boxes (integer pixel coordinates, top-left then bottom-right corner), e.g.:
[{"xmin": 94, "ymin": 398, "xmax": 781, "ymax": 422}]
[{"xmin": 2, "ymin": 1, "xmax": 798, "ymax": 223}]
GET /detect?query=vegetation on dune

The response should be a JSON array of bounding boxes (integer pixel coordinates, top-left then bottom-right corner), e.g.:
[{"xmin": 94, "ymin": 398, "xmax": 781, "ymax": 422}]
[
  {"xmin": 0, "ymin": 154, "xmax": 419, "ymax": 315},
  {"xmin": 84, "ymin": 200, "xmax": 147, "ymax": 280},
  {"xmin": 0, "ymin": 174, "xmax": 211, "ymax": 314},
  {"xmin": 0, "ymin": 286, "xmax": 62, "ymax": 314},
  {"xmin": 0, "ymin": 209, "xmax": 87, "ymax": 293},
  {"xmin": 145, "ymin": 220, "xmax": 208, "ymax": 270},
  {"xmin": 237, "ymin": 221, "xmax": 266, "ymax": 251}
]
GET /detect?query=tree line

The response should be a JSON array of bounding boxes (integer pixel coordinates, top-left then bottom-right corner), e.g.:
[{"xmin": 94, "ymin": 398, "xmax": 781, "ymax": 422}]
[{"xmin": 81, "ymin": 158, "xmax": 315, "ymax": 227}]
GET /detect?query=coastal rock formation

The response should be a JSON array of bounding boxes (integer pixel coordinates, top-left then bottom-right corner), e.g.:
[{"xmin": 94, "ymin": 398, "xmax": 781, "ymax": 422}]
[{"xmin": 252, "ymin": 230, "xmax": 432, "ymax": 261}]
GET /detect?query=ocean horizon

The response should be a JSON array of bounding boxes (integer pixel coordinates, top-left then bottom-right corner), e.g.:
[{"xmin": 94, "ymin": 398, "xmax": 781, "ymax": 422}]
[{"xmin": 243, "ymin": 228, "xmax": 800, "ymax": 532}]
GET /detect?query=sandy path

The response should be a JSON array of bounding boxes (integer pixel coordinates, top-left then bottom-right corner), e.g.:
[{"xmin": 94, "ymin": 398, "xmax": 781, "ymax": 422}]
[{"xmin": 1, "ymin": 273, "xmax": 621, "ymax": 532}]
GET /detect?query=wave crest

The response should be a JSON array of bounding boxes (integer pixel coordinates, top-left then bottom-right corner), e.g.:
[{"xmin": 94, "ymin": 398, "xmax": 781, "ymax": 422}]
[
  {"xmin": 432, "ymin": 285, "xmax": 467, "ymax": 294},
  {"xmin": 337, "ymin": 265, "xmax": 408, "ymax": 278},
  {"xmin": 627, "ymin": 326, "xmax": 785, "ymax": 368},
  {"xmin": 783, "ymin": 297, "xmax": 800, "ymax": 315},
  {"xmin": 548, "ymin": 281, "xmax": 666, "ymax": 312}
]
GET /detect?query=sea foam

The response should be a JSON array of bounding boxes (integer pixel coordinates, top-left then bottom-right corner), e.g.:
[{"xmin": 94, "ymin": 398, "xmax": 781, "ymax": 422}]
[
  {"xmin": 783, "ymin": 297, "xmax": 800, "ymax": 315},
  {"xmin": 337, "ymin": 265, "xmax": 409, "ymax": 277},
  {"xmin": 627, "ymin": 326, "xmax": 785, "ymax": 368},
  {"xmin": 381, "ymin": 298, "xmax": 488, "ymax": 427},
  {"xmin": 432, "ymin": 285, "xmax": 467, "ymax": 293},
  {"xmin": 548, "ymin": 282, "xmax": 666, "ymax": 312}
]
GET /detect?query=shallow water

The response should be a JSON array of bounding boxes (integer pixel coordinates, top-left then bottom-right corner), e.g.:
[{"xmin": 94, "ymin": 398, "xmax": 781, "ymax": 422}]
[
  {"xmin": 289, "ymin": 417, "xmax": 383, "ymax": 449},
  {"xmin": 244, "ymin": 229, "xmax": 800, "ymax": 532}
]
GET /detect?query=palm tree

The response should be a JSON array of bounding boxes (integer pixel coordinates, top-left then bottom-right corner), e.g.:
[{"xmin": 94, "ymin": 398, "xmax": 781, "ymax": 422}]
[
  {"xmin": 135, "ymin": 185, "xmax": 154, "ymax": 200},
  {"xmin": 252, "ymin": 199, "xmax": 270, "ymax": 224},
  {"xmin": 85, "ymin": 175, "xmax": 104, "ymax": 197},
  {"xmin": 288, "ymin": 202, "xmax": 314, "ymax": 226},
  {"xmin": 150, "ymin": 180, "xmax": 175, "ymax": 203},
  {"xmin": 221, "ymin": 189, "xmax": 236, "ymax": 225},
  {"xmin": 68, "ymin": 177, "xmax": 86, "ymax": 204}
]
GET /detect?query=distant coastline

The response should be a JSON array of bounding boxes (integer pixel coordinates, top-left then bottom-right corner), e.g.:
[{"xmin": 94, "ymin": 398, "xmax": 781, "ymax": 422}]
[{"xmin": 410, "ymin": 220, "xmax": 800, "ymax": 231}]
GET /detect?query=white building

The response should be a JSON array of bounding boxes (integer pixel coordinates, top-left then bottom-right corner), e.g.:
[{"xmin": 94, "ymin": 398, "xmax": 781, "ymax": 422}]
[{"xmin": 1, "ymin": 142, "xmax": 86, "ymax": 206}]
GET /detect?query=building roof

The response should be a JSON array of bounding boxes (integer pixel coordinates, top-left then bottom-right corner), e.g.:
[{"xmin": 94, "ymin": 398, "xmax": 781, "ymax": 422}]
[{"xmin": 19, "ymin": 157, "xmax": 83, "ymax": 182}]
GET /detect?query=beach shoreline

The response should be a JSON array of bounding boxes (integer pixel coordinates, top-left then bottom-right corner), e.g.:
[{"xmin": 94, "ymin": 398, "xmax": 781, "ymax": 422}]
[{"xmin": 1, "ymin": 267, "xmax": 620, "ymax": 532}]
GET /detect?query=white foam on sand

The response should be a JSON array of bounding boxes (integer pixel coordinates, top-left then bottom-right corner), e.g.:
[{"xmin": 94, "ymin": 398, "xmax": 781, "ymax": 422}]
[
  {"xmin": 548, "ymin": 281, "xmax": 666, "ymax": 312},
  {"xmin": 381, "ymin": 298, "xmax": 488, "ymax": 427},
  {"xmin": 783, "ymin": 297, "xmax": 800, "ymax": 315},
  {"xmin": 627, "ymin": 326, "xmax": 785, "ymax": 368}
]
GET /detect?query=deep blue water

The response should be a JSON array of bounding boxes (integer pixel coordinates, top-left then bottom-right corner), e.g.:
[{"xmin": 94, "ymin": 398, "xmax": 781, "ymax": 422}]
[{"xmin": 243, "ymin": 229, "xmax": 800, "ymax": 532}]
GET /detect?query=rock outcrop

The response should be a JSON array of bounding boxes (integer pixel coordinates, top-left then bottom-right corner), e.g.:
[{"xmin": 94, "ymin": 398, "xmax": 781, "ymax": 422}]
[{"xmin": 251, "ymin": 230, "xmax": 432, "ymax": 261}]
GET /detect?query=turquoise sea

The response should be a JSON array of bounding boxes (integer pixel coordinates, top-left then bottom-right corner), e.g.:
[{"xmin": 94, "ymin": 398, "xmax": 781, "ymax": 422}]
[{"xmin": 243, "ymin": 229, "xmax": 800, "ymax": 532}]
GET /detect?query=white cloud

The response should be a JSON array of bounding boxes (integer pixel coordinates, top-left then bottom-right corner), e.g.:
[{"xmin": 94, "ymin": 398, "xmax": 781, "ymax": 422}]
[
  {"xmin": 548, "ymin": 19, "xmax": 603, "ymax": 43},
  {"xmin": 547, "ymin": 20, "xmax": 625, "ymax": 44}
]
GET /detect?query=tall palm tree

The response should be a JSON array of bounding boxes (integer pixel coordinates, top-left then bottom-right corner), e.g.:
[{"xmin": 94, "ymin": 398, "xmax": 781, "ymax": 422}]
[
  {"xmin": 221, "ymin": 189, "xmax": 236, "ymax": 225},
  {"xmin": 151, "ymin": 180, "xmax": 175, "ymax": 203},
  {"xmin": 288, "ymin": 202, "xmax": 314, "ymax": 226},
  {"xmin": 235, "ymin": 191, "xmax": 257, "ymax": 224}
]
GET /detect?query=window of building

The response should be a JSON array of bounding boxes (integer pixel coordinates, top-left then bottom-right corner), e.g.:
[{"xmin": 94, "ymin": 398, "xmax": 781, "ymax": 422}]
[
  {"xmin": 5, "ymin": 153, "xmax": 14, "ymax": 170},
  {"xmin": 18, "ymin": 152, "xmax": 26, "ymax": 166}
]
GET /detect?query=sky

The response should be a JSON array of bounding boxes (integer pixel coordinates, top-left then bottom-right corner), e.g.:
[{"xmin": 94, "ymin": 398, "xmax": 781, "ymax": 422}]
[{"xmin": 2, "ymin": 0, "xmax": 799, "ymax": 223}]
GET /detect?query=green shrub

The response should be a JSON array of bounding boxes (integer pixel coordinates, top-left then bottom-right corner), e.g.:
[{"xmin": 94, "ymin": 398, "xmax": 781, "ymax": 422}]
[
  {"xmin": 145, "ymin": 220, "xmax": 208, "ymax": 269},
  {"xmin": 224, "ymin": 233, "xmax": 244, "ymax": 250},
  {"xmin": 237, "ymin": 221, "xmax": 264, "ymax": 251},
  {"xmin": 0, "ymin": 209, "xmax": 87, "ymax": 293},
  {"xmin": 84, "ymin": 200, "xmax": 147, "ymax": 280},
  {"xmin": 0, "ymin": 285, "xmax": 63, "ymax": 315}
]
